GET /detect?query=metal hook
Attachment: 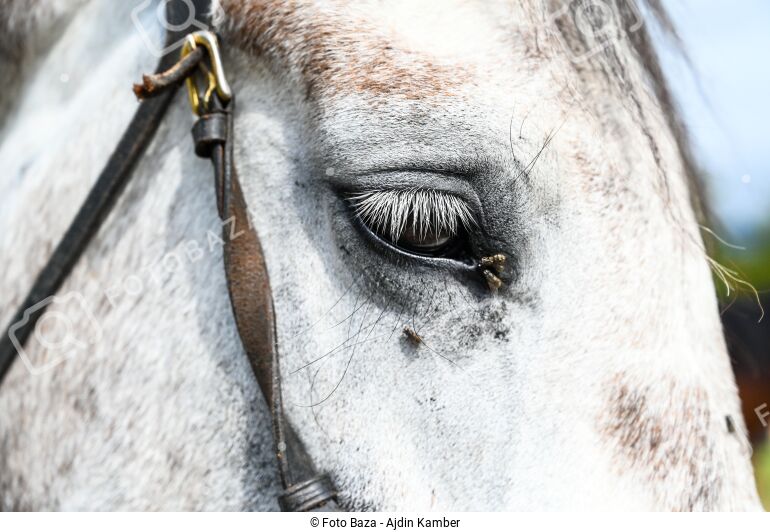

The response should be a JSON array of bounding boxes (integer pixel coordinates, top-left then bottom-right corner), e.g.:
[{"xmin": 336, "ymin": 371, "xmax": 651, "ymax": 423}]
[{"xmin": 180, "ymin": 31, "xmax": 233, "ymax": 115}]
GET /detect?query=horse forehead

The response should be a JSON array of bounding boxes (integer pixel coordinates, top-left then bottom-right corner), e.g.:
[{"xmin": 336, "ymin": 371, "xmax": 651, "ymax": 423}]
[{"xmin": 219, "ymin": 0, "xmax": 516, "ymax": 99}]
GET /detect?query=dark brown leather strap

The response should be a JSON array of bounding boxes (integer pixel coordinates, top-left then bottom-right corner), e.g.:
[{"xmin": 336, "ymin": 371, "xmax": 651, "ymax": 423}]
[
  {"xmin": 0, "ymin": 0, "xmax": 210, "ymax": 385},
  {"xmin": 192, "ymin": 98, "xmax": 339, "ymax": 512},
  {"xmin": 0, "ymin": 0, "xmax": 339, "ymax": 511}
]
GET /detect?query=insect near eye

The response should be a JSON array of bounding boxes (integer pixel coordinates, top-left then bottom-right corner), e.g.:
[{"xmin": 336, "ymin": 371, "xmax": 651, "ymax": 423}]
[{"xmin": 348, "ymin": 188, "xmax": 476, "ymax": 258}]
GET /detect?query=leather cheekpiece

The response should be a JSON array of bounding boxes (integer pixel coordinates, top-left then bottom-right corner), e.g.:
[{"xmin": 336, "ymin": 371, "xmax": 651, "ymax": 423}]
[{"xmin": 191, "ymin": 97, "xmax": 340, "ymax": 512}]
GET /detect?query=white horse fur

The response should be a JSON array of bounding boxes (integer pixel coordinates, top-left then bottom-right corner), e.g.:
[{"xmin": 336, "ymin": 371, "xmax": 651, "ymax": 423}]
[{"xmin": 0, "ymin": 0, "xmax": 760, "ymax": 510}]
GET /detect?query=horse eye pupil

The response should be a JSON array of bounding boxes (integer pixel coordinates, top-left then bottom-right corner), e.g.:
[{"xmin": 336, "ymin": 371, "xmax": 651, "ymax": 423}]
[{"xmin": 396, "ymin": 222, "xmax": 452, "ymax": 253}]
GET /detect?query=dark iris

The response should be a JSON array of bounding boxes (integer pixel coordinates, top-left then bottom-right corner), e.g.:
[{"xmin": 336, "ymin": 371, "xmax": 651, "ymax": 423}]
[
  {"xmin": 349, "ymin": 190, "xmax": 476, "ymax": 262},
  {"xmin": 395, "ymin": 223, "xmax": 453, "ymax": 254}
]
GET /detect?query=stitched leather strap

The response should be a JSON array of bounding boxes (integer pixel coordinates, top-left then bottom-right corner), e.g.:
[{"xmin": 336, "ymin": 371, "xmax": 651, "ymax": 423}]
[{"xmin": 192, "ymin": 101, "xmax": 339, "ymax": 512}]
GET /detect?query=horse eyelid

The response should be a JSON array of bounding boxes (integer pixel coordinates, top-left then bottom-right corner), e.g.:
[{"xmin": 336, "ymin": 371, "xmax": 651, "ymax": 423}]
[{"xmin": 346, "ymin": 188, "xmax": 477, "ymax": 243}]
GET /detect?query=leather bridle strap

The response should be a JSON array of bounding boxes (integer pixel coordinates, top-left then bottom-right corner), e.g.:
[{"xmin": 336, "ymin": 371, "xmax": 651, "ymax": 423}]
[
  {"xmin": 0, "ymin": 0, "xmax": 206, "ymax": 383},
  {"xmin": 0, "ymin": 0, "xmax": 338, "ymax": 512},
  {"xmin": 191, "ymin": 96, "xmax": 338, "ymax": 512}
]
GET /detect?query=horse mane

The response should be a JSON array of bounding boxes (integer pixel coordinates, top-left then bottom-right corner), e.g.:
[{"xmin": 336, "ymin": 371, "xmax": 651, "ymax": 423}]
[
  {"xmin": 552, "ymin": 0, "xmax": 705, "ymax": 227},
  {"xmin": 580, "ymin": 2, "xmax": 760, "ymax": 310},
  {"xmin": 626, "ymin": 1, "xmax": 707, "ymax": 226}
]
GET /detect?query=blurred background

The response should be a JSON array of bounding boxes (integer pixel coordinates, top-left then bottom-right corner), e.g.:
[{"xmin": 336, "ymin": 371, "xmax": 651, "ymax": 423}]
[{"xmin": 655, "ymin": 0, "xmax": 770, "ymax": 508}]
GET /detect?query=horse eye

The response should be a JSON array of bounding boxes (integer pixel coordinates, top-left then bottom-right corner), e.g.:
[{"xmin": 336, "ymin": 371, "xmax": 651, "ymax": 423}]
[
  {"xmin": 349, "ymin": 189, "xmax": 475, "ymax": 259},
  {"xmin": 394, "ymin": 222, "xmax": 453, "ymax": 254},
  {"xmin": 363, "ymin": 214, "xmax": 470, "ymax": 259}
]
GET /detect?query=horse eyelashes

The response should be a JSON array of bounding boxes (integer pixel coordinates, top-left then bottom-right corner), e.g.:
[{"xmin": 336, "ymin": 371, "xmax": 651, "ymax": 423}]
[{"xmin": 347, "ymin": 188, "xmax": 476, "ymax": 244}]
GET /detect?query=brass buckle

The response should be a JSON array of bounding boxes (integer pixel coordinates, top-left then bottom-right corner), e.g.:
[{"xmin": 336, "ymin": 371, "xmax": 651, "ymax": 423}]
[{"xmin": 180, "ymin": 31, "xmax": 232, "ymax": 116}]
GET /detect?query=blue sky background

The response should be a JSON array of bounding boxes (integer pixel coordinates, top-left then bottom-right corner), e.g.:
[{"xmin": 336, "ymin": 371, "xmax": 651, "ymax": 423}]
[{"xmin": 653, "ymin": 0, "xmax": 770, "ymax": 241}]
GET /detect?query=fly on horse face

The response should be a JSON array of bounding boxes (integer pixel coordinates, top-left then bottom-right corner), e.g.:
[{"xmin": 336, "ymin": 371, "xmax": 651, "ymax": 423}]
[{"xmin": 0, "ymin": 0, "xmax": 761, "ymax": 511}]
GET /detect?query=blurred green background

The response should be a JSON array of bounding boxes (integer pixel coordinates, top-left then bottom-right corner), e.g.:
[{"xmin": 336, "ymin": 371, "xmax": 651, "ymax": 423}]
[{"xmin": 714, "ymin": 231, "xmax": 770, "ymax": 509}]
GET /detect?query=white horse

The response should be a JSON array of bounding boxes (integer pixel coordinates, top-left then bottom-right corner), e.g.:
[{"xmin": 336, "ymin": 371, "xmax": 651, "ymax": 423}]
[{"xmin": 0, "ymin": 0, "xmax": 760, "ymax": 510}]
